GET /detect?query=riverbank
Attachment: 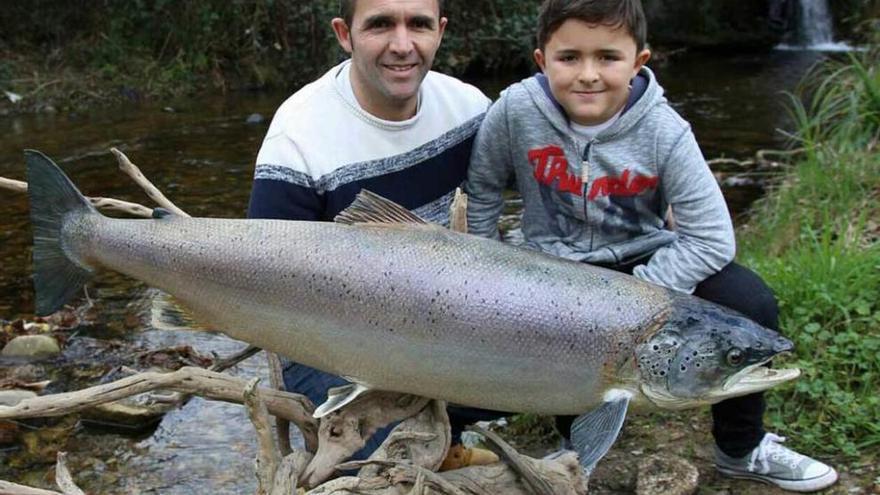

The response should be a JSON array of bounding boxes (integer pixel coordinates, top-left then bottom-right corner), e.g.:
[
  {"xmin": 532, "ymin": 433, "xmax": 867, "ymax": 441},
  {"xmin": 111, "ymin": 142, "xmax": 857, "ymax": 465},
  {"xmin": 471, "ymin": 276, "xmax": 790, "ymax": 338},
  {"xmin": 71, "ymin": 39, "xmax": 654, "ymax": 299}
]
[{"xmin": 736, "ymin": 37, "xmax": 879, "ymax": 474}]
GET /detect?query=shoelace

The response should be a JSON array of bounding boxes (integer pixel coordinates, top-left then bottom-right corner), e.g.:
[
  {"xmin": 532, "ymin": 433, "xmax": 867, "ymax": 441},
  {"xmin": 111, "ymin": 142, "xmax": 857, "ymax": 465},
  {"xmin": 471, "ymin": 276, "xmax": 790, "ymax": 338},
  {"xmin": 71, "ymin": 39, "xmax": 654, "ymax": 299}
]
[{"xmin": 747, "ymin": 433, "xmax": 806, "ymax": 473}]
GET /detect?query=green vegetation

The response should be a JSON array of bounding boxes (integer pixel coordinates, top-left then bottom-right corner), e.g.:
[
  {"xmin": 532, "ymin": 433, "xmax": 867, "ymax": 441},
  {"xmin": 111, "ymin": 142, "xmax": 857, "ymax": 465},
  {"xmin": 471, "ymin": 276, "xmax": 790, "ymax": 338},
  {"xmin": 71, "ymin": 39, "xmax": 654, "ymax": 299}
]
[
  {"xmin": 738, "ymin": 31, "xmax": 880, "ymax": 458},
  {"xmin": 0, "ymin": 0, "xmax": 538, "ymax": 111}
]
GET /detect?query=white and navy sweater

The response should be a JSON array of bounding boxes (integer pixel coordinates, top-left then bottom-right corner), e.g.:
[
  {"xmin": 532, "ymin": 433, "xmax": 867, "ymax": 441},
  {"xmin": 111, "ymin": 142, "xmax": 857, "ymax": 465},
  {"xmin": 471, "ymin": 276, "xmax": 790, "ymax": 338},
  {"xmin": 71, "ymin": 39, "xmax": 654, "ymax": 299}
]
[{"xmin": 248, "ymin": 61, "xmax": 490, "ymax": 223}]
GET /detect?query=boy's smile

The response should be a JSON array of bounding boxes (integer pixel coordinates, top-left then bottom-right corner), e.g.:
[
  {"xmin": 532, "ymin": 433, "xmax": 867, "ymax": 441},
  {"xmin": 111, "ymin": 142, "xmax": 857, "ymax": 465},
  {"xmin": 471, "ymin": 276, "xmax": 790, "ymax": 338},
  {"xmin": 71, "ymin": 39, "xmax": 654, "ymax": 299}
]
[{"xmin": 534, "ymin": 19, "xmax": 650, "ymax": 126}]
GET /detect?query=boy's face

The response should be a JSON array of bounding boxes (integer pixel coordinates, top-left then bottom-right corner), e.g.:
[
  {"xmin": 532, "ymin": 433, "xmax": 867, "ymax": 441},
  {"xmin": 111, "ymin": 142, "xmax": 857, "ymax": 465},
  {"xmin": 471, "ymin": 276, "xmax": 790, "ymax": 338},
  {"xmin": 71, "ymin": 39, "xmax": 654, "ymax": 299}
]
[
  {"xmin": 534, "ymin": 19, "xmax": 651, "ymax": 126},
  {"xmin": 332, "ymin": 0, "xmax": 447, "ymax": 121}
]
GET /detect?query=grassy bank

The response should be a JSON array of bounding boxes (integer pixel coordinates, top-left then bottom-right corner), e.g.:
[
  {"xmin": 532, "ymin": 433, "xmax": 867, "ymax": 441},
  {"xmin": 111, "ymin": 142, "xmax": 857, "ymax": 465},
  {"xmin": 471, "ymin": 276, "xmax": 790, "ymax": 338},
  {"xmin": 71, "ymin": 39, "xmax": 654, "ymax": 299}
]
[{"xmin": 738, "ymin": 35, "xmax": 880, "ymax": 458}]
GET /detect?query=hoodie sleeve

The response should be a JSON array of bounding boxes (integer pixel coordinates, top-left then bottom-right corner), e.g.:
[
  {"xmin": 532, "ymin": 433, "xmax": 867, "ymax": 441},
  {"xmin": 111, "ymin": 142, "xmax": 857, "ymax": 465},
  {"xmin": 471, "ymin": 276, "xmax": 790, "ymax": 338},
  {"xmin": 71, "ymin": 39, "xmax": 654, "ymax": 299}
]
[
  {"xmin": 465, "ymin": 95, "xmax": 513, "ymax": 240},
  {"xmin": 632, "ymin": 126, "xmax": 735, "ymax": 293}
]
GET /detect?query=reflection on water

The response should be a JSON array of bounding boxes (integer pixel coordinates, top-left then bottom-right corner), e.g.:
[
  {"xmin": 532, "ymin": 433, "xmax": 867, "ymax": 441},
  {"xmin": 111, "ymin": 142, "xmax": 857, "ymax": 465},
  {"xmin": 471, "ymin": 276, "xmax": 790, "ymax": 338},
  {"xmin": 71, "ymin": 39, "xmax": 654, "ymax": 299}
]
[{"xmin": 0, "ymin": 50, "xmax": 824, "ymax": 492}]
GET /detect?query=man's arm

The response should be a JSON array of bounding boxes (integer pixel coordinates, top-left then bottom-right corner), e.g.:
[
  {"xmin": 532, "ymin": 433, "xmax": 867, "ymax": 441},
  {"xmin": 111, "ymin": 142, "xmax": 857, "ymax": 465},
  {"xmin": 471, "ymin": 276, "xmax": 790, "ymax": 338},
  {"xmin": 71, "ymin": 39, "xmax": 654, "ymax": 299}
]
[
  {"xmin": 632, "ymin": 127, "xmax": 735, "ymax": 293},
  {"xmin": 465, "ymin": 96, "xmax": 513, "ymax": 239},
  {"xmin": 247, "ymin": 134, "xmax": 326, "ymax": 221}
]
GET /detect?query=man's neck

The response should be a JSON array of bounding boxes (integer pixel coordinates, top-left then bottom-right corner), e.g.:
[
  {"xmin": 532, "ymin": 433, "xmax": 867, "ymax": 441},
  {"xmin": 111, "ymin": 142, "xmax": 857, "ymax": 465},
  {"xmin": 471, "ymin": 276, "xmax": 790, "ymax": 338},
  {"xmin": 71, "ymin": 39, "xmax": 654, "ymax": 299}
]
[{"xmin": 349, "ymin": 69, "xmax": 419, "ymax": 121}]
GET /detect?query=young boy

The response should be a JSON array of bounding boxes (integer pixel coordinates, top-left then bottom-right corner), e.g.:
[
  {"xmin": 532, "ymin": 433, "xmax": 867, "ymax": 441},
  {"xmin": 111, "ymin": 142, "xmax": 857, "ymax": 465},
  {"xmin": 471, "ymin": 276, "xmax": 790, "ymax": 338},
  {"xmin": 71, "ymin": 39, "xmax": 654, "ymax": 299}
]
[{"xmin": 464, "ymin": 0, "xmax": 837, "ymax": 491}]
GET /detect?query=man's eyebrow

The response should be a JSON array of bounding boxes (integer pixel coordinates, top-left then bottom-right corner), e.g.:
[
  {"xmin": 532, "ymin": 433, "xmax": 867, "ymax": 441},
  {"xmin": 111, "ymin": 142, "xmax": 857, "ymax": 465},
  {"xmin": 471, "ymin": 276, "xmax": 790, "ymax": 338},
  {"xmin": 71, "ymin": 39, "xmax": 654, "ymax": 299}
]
[
  {"xmin": 362, "ymin": 14, "xmax": 394, "ymax": 28},
  {"xmin": 408, "ymin": 14, "xmax": 435, "ymax": 28}
]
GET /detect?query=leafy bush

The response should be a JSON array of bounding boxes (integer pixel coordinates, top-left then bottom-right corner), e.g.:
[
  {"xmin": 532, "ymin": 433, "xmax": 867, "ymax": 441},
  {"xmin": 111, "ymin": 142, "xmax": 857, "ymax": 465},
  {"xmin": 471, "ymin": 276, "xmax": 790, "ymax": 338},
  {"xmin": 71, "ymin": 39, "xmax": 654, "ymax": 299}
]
[{"xmin": 739, "ymin": 36, "xmax": 880, "ymax": 457}]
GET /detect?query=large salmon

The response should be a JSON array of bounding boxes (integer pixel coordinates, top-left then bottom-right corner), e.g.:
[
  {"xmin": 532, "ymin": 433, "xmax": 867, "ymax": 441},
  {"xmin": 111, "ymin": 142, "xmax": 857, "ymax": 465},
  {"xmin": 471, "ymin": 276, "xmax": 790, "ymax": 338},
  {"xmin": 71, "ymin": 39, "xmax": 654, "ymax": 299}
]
[{"xmin": 24, "ymin": 150, "xmax": 799, "ymax": 472}]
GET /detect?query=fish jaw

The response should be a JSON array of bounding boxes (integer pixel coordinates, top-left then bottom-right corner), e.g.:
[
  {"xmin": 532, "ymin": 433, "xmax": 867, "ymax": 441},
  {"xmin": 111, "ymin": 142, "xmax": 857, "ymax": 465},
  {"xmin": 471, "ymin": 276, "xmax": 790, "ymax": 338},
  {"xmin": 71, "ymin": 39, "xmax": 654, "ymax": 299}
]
[{"xmin": 639, "ymin": 358, "xmax": 801, "ymax": 410}]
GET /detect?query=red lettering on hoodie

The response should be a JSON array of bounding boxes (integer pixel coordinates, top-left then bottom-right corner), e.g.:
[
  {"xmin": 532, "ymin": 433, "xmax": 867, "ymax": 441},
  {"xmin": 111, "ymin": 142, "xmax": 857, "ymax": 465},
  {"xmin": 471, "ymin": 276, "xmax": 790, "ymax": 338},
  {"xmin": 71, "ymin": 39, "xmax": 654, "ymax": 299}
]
[
  {"xmin": 527, "ymin": 146, "xmax": 582, "ymax": 195},
  {"xmin": 588, "ymin": 170, "xmax": 658, "ymax": 201}
]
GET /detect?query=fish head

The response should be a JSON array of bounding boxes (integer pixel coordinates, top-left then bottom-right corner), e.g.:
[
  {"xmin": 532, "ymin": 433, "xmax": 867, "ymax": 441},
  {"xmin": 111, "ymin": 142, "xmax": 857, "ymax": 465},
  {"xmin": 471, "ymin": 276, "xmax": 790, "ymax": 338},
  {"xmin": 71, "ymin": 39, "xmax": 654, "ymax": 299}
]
[{"xmin": 635, "ymin": 296, "xmax": 800, "ymax": 410}]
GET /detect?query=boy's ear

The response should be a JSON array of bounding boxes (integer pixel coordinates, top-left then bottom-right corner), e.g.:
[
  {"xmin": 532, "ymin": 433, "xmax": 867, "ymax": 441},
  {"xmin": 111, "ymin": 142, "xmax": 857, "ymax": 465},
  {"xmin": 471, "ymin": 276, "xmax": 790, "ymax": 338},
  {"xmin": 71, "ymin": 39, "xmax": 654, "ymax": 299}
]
[
  {"xmin": 533, "ymin": 49, "xmax": 546, "ymax": 72},
  {"xmin": 633, "ymin": 48, "xmax": 651, "ymax": 72},
  {"xmin": 332, "ymin": 18, "xmax": 353, "ymax": 54}
]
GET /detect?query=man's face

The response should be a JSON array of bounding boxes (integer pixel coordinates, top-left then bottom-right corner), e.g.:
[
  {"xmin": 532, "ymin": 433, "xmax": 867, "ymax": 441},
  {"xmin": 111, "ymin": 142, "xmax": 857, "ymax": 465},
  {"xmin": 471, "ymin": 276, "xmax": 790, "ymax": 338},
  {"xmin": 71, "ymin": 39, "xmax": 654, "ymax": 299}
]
[
  {"xmin": 332, "ymin": 0, "xmax": 447, "ymax": 121},
  {"xmin": 534, "ymin": 19, "xmax": 650, "ymax": 126}
]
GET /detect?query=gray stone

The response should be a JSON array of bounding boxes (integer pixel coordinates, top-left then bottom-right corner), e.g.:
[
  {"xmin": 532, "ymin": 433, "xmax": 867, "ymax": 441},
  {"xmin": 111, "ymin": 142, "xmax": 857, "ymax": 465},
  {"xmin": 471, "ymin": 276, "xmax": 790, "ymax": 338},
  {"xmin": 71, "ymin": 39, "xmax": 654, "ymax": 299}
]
[
  {"xmin": 0, "ymin": 389, "xmax": 38, "ymax": 406},
  {"xmin": 245, "ymin": 113, "xmax": 265, "ymax": 125},
  {"xmin": 1, "ymin": 334, "xmax": 61, "ymax": 357},
  {"xmin": 636, "ymin": 453, "xmax": 699, "ymax": 495}
]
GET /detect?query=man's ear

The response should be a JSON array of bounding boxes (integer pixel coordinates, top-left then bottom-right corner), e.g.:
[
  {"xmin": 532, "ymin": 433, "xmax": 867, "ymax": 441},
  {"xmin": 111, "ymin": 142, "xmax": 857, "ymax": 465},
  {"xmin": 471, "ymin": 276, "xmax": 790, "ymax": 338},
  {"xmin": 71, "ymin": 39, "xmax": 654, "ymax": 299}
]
[
  {"xmin": 331, "ymin": 18, "xmax": 353, "ymax": 53},
  {"xmin": 633, "ymin": 48, "xmax": 651, "ymax": 73},
  {"xmin": 438, "ymin": 16, "xmax": 448, "ymax": 40},
  {"xmin": 533, "ymin": 48, "xmax": 546, "ymax": 72}
]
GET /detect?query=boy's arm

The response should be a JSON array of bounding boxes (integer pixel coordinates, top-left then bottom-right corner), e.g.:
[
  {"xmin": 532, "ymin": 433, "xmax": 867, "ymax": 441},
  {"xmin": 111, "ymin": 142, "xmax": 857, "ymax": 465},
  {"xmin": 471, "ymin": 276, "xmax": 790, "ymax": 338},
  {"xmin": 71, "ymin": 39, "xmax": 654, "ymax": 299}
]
[
  {"xmin": 633, "ymin": 128, "xmax": 735, "ymax": 293},
  {"xmin": 465, "ymin": 96, "xmax": 513, "ymax": 239}
]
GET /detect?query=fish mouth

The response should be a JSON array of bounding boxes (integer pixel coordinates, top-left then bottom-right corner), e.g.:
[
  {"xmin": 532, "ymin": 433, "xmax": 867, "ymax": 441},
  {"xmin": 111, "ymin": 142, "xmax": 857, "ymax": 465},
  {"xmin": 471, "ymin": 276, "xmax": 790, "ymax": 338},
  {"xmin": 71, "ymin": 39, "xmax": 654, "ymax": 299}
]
[
  {"xmin": 640, "ymin": 357, "xmax": 801, "ymax": 410},
  {"xmin": 718, "ymin": 361, "xmax": 801, "ymax": 396}
]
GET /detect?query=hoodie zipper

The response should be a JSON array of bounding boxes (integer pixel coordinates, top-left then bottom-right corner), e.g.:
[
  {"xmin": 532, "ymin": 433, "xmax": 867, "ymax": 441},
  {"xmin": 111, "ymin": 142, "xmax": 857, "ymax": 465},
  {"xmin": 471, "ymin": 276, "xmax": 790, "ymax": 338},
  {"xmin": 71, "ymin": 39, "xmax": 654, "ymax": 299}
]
[{"xmin": 581, "ymin": 141, "xmax": 594, "ymax": 251}]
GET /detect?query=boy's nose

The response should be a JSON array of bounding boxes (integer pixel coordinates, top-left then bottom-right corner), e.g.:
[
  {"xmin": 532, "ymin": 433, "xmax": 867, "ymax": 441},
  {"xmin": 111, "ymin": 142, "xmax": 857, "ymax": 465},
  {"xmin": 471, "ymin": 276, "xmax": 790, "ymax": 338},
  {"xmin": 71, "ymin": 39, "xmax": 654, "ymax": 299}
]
[{"xmin": 578, "ymin": 61, "xmax": 600, "ymax": 84}]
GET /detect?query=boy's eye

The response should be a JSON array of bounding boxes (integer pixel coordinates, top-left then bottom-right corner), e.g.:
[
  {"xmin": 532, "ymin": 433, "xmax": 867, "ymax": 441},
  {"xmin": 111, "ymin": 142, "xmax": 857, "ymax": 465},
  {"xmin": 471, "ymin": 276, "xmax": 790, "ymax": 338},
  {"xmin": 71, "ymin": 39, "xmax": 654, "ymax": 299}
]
[{"xmin": 558, "ymin": 54, "xmax": 577, "ymax": 62}]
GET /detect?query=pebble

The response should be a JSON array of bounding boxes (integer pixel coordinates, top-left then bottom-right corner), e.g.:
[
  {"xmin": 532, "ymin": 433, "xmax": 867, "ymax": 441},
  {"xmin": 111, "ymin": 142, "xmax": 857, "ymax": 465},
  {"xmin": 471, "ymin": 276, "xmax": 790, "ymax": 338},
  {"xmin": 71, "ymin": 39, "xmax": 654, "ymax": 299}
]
[
  {"xmin": 1, "ymin": 334, "xmax": 61, "ymax": 357},
  {"xmin": 635, "ymin": 453, "xmax": 699, "ymax": 495},
  {"xmin": 245, "ymin": 113, "xmax": 265, "ymax": 125}
]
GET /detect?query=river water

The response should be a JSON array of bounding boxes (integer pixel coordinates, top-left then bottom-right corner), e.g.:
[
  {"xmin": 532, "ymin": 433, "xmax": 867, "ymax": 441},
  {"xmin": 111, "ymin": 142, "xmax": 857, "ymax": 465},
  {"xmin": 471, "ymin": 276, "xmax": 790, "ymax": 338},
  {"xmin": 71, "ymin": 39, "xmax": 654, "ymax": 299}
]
[{"xmin": 0, "ymin": 49, "xmax": 823, "ymax": 492}]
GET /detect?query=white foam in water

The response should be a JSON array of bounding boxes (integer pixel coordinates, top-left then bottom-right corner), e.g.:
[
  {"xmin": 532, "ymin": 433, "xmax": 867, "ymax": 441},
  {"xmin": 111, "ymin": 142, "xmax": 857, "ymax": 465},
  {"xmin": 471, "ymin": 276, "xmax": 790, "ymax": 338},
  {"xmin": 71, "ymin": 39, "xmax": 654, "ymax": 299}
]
[{"xmin": 775, "ymin": 42, "xmax": 862, "ymax": 52}]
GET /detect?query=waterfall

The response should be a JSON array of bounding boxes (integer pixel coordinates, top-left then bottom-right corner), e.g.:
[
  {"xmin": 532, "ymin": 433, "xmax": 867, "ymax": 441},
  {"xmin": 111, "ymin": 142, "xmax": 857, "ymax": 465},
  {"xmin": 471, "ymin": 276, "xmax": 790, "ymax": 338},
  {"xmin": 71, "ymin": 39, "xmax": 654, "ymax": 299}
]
[
  {"xmin": 798, "ymin": 0, "xmax": 834, "ymax": 46},
  {"xmin": 777, "ymin": 0, "xmax": 853, "ymax": 51}
]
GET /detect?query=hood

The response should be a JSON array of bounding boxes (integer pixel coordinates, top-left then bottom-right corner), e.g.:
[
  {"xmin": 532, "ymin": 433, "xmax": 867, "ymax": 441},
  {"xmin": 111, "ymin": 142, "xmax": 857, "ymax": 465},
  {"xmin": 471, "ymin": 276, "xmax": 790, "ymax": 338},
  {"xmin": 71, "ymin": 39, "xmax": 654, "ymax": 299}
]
[{"xmin": 520, "ymin": 66, "xmax": 667, "ymax": 142}]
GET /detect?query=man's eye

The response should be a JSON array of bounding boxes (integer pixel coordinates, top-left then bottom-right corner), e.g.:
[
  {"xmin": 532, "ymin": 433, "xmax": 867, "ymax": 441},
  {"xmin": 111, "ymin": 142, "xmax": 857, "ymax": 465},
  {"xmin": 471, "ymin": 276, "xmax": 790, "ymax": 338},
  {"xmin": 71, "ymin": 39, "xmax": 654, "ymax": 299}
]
[
  {"xmin": 559, "ymin": 55, "xmax": 577, "ymax": 62},
  {"xmin": 411, "ymin": 19, "xmax": 433, "ymax": 29}
]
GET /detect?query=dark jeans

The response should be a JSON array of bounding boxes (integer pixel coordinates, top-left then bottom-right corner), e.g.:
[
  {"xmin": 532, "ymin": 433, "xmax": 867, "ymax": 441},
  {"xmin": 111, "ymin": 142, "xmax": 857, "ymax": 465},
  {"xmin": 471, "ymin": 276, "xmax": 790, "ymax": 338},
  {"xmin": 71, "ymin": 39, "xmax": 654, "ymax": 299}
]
[
  {"xmin": 555, "ymin": 261, "xmax": 777, "ymax": 458},
  {"xmin": 282, "ymin": 362, "xmax": 507, "ymax": 460}
]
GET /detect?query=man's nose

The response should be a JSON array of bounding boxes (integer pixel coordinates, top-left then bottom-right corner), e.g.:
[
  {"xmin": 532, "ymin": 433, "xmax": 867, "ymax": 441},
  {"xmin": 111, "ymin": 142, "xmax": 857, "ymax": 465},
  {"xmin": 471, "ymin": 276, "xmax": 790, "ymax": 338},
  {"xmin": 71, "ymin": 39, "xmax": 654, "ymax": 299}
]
[{"xmin": 389, "ymin": 25, "xmax": 415, "ymax": 55}]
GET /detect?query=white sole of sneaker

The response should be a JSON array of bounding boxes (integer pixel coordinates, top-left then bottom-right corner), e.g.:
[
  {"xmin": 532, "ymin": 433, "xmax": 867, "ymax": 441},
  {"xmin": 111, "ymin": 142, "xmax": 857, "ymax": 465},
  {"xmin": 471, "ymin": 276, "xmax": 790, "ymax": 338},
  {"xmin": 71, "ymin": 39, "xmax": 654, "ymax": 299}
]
[{"xmin": 716, "ymin": 465, "xmax": 839, "ymax": 492}]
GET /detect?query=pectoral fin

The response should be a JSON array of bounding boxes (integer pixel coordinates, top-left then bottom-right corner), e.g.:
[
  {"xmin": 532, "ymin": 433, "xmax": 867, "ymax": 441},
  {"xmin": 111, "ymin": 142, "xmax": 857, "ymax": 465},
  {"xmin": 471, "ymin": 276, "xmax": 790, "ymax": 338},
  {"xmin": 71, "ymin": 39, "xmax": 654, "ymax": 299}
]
[
  {"xmin": 571, "ymin": 389, "xmax": 632, "ymax": 476},
  {"xmin": 313, "ymin": 382, "xmax": 371, "ymax": 418}
]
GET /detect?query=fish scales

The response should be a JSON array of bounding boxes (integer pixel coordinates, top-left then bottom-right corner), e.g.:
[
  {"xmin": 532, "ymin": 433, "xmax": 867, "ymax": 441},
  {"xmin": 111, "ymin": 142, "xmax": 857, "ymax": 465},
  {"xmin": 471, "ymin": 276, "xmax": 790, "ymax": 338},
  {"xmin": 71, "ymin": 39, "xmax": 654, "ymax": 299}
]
[{"xmin": 65, "ymin": 212, "xmax": 673, "ymax": 414}]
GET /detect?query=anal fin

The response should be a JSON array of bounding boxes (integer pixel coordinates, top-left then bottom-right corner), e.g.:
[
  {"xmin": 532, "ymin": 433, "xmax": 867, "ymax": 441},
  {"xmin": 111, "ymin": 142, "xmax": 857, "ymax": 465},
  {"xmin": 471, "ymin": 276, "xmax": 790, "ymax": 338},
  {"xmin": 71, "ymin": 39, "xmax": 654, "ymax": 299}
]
[{"xmin": 571, "ymin": 389, "xmax": 632, "ymax": 476}]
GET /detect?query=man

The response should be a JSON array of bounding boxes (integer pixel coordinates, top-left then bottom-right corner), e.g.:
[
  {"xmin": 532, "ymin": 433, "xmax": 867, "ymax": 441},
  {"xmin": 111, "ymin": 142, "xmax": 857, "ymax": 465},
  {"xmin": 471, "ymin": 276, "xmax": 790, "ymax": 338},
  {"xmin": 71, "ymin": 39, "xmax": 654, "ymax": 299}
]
[{"xmin": 247, "ymin": 0, "xmax": 493, "ymax": 462}]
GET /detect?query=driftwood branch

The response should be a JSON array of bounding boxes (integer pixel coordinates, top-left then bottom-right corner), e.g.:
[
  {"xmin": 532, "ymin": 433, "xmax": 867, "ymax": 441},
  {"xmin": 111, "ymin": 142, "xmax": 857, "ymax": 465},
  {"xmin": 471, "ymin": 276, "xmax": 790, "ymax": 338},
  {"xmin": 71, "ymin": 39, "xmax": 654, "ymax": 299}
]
[
  {"xmin": 110, "ymin": 147, "xmax": 191, "ymax": 217},
  {"xmin": 0, "ymin": 175, "xmax": 153, "ymax": 217},
  {"xmin": 54, "ymin": 452, "xmax": 85, "ymax": 495},
  {"xmin": 0, "ymin": 366, "xmax": 318, "ymax": 448},
  {"xmin": 245, "ymin": 377, "xmax": 282, "ymax": 495},
  {"xmin": 0, "ymin": 481, "xmax": 63, "ymax": 495}
]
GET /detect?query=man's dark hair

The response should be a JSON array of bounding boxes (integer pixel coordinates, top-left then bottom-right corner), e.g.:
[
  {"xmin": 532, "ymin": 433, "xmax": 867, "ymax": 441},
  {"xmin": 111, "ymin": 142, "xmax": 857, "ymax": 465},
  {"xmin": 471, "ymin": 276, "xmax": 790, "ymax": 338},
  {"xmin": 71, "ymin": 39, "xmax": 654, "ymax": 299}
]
[
  {"xmin": 536, "ymin": 0, "xmax": 647, "ymax": 52},
  {"xmin": 339, "ymin": 0, "xmax": 446, "ymax": 27}
]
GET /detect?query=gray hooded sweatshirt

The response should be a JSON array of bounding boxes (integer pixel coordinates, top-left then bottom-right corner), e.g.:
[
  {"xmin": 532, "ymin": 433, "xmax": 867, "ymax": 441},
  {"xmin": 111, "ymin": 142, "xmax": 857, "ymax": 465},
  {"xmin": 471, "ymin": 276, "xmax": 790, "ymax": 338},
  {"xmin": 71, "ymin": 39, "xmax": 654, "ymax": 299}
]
[{"xmin": 465, "ymin": 67, "xmax": 735, "ymax": 294}]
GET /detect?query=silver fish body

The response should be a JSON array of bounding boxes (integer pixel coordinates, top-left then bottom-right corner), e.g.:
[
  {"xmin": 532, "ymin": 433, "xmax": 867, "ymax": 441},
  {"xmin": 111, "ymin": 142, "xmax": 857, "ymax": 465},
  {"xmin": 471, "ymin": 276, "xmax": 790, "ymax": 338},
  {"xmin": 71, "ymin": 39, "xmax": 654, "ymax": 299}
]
[
  {"xmin": 67, "ymin": 212, "xmax": 670, "ymax": 414},
  {"xmin": 26, "ymin": 150, "xmax": 799, "ymax": 418}
]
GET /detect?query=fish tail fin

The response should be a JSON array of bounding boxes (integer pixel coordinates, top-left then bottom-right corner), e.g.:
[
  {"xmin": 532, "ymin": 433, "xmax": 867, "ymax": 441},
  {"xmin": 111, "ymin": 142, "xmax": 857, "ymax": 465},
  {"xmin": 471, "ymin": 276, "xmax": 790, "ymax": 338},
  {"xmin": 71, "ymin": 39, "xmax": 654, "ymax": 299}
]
[{"xmin": 25, "ymin": 150, "xmax": 98, "ymax": 315}]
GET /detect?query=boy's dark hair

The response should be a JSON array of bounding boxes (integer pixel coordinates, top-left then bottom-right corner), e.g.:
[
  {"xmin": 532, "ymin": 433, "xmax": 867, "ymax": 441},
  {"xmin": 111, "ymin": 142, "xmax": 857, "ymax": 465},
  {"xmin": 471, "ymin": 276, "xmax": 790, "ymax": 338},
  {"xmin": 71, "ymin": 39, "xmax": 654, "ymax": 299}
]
[
  {"xmin": 537, "ymin": 0, "xmax": 647, "ymax": 52},
  {"xmin": 339, "ymin": 0, "xmax": 446, "ymax": 27}
]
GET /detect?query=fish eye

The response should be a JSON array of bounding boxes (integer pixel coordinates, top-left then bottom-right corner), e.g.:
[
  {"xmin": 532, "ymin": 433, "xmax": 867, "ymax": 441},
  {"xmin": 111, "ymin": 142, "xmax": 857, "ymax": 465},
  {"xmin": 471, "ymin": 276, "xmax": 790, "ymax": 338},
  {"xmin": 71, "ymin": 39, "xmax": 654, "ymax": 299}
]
[{"xmin": 726, "ymin": 348, "xmax": 745, "ymax": 366}]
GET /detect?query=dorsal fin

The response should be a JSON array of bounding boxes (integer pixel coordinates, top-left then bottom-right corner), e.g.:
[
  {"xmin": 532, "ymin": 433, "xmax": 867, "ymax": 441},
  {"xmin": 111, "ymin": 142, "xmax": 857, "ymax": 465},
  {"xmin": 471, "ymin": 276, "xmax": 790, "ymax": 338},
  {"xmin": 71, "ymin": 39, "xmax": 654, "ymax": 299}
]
[{"xmin": 334, "ymin": 189, "xmax": 428, "ymax": 225}]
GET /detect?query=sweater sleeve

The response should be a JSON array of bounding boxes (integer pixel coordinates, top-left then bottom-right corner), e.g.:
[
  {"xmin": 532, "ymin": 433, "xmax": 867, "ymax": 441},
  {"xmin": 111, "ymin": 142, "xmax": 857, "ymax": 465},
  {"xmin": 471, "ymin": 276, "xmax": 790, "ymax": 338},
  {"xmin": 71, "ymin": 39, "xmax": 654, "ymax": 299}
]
[
  {"xmin": 632, "ymin": 127, "xmax": 735, "ymax": 293},
  {"xmin": 246, "ymin": 134, "xmax": 326, "ymax": 221},
  {"xmin": 465, "ymin": 95, "xmax": 513, "ymax": 240}
]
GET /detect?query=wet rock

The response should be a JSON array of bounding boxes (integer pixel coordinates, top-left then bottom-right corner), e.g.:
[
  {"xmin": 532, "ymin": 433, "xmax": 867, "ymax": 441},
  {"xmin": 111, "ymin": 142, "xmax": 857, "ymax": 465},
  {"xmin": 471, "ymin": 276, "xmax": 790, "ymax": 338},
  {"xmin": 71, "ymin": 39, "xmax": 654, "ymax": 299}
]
[
  {"xmin": 1, "ymin": 335, "xmax": 61, "ymax": 358},
  {"xmin": 635, "ymin": 453, "xmax": 699, "ymax": 495},
  {"xmin": 81, "ymin": 401, "xmax": 167, "ymax": 432},
  {"xmin": 0, "ymin": 389, "xmax": 38, "ymax": 406},
  {"xmin": 245, "ymin": 113, "xmax": 265, "ymax": 125}
]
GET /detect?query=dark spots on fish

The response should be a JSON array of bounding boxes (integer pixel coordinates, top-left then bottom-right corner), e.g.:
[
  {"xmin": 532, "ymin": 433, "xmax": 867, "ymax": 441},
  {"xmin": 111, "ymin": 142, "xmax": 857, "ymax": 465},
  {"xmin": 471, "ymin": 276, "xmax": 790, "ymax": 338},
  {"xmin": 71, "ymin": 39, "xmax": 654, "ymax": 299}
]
[
  {"xmin": 653, "ymin": 344, "xmax": 659, "ymax": 351},
  {"xmin": 680, "ymin": 365, "xmax": 687, "ymax": 372}
]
